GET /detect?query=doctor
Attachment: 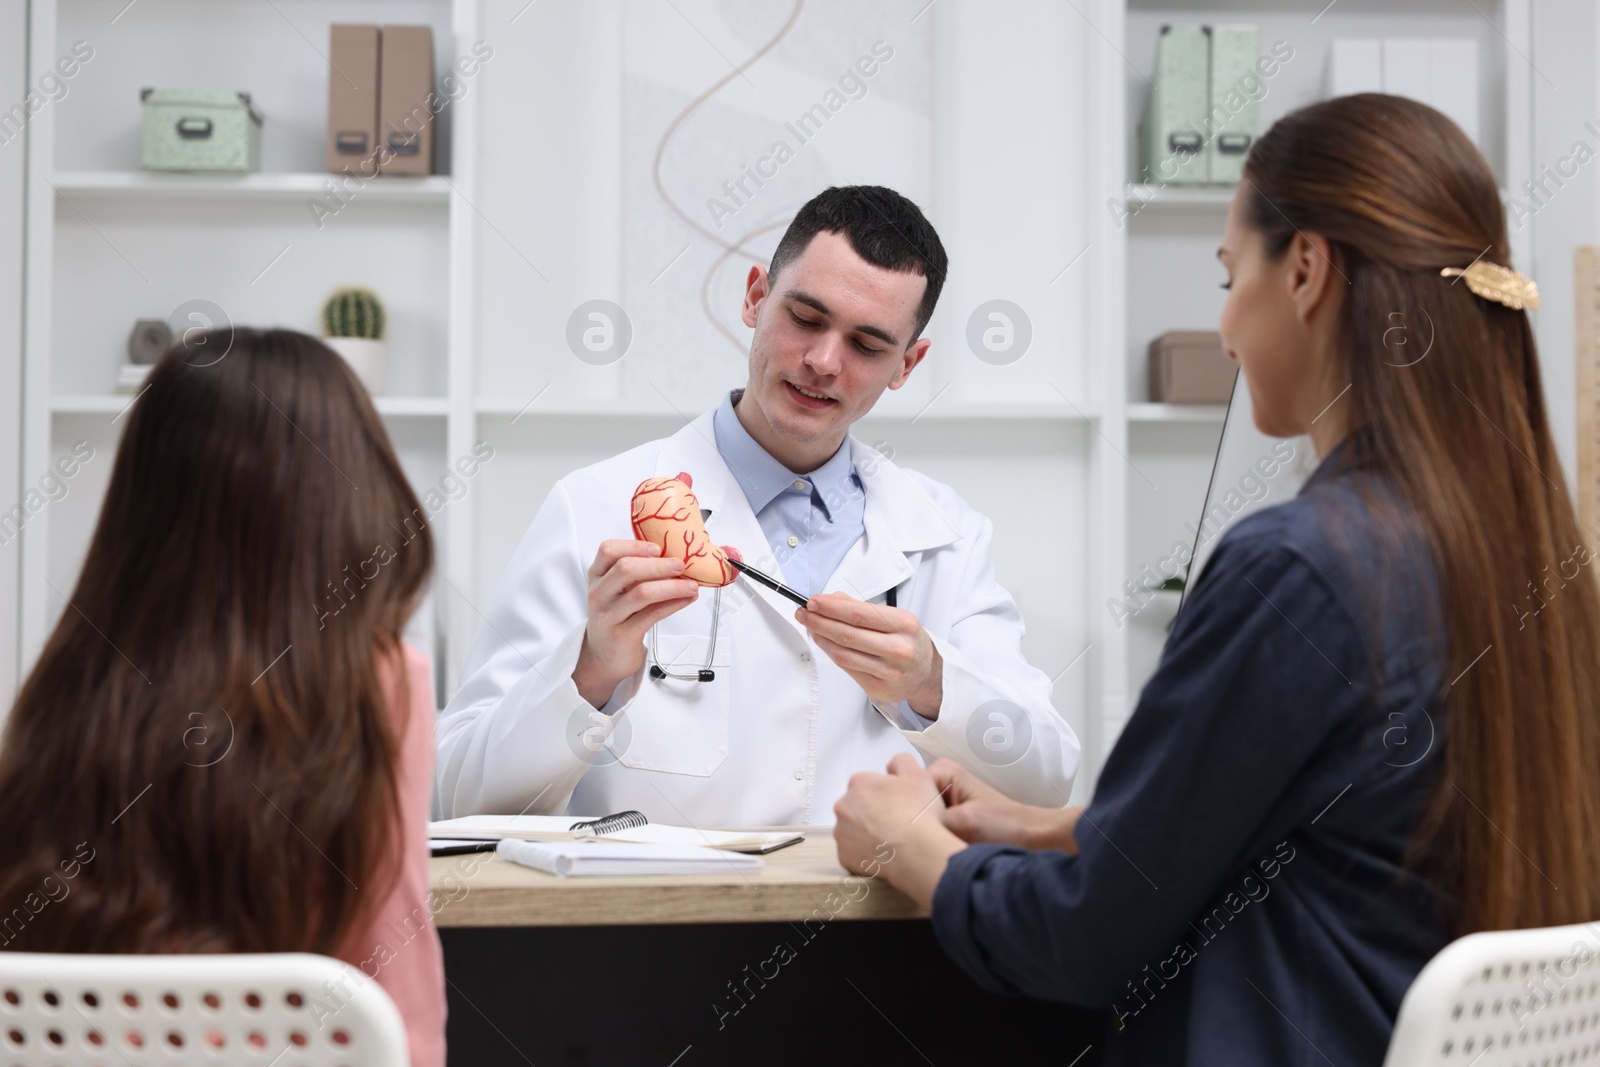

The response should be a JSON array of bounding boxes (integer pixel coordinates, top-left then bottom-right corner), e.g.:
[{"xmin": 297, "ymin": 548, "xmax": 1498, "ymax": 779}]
[{"xmin": 435, "ymin": 185, "xmax": 1079, "ymax": 824}]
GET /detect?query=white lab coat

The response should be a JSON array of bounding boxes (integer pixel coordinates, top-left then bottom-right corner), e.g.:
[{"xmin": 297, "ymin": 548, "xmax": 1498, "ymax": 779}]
[{"xmin": 434, "ymin": 409, "xmax": 1079, "ymax": 824}]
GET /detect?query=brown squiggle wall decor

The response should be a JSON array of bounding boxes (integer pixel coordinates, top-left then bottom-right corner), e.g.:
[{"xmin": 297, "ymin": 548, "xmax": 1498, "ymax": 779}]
[{"xmin": 650, "ymin": 1, "xmax": 806, "ymax": 355}]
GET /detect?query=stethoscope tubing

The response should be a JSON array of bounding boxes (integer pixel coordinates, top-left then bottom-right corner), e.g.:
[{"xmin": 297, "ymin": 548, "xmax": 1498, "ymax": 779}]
[
  {"xmin": 644, "ymin": 581, "xmax": 899, "ymax": 684},
  {"xmin": 648, "ymin": 587, "xmax": 721, "ymax": 682}
]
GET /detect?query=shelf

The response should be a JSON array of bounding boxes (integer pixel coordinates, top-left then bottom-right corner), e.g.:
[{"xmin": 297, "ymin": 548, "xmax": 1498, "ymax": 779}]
[
  {"xmin": 1127, "ymin": 181, "xmax": 1517, "ymax": 213},
  {"xmin": 1124, "ymin": 183, "xmax": 1236, "ymax": 210},
  {"xmin": 371, "ymin": 397, "xmax": 450, "ymax": 417},
  {"xmin": 857, "ymin": 402, "xmax": 1101, "ymax": 421},
  {"xmin": 476, "ymin": 399, "xmax": 685, "ymax": 419},
  {"xmin": 1128, "ymin": 403, "xmax": 1228, "ymax": 423},
  {"xmin": 48, "ymin": 172, "xmax": 452, "ymax": 205},
  {"xmin": 1128, "ymin": 0, "xmax": 1497, "ymax": 11},
  {"xmin": 474, "ymin": 398, "xmax": 1102, "ymax": 421},
  {"xmin": 52, "ymin": 394, "xmax": 448, "ymax": 417}
]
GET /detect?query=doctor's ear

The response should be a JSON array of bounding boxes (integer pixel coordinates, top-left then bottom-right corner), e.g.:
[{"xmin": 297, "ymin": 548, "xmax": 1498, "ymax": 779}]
[
  {"xmin": 741, "ymin": 265, "xmax": 771, "ymax": 329},
  {"xmin": 887, "ymin": 338, "xmax": 931, "ymax": 390}
]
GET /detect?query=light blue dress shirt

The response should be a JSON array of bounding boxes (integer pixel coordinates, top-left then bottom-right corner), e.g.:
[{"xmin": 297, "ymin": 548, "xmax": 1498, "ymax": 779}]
[{"xmin": 712, "ymin": 389, "xmax": 865, "ymax": 599}]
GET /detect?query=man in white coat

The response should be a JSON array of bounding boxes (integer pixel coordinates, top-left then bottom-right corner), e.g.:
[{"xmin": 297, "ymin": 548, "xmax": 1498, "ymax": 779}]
[{"xmin": 435, "ymin": 185, "xmax": 1079, "ymax": 825}]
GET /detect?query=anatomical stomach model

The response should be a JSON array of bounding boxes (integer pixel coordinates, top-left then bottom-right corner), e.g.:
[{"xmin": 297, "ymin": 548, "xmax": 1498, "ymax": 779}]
[{"xmin": 631, "ymin": 472, "xmax": 740, "ymax": 587}]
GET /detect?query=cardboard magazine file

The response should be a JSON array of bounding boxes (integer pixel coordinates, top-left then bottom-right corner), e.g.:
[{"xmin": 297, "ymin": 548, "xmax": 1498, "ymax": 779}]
[
  {"xmin": 326, "ymin": 24, "xmax": 381, "ymax": 175},
  {"xmin": 378, "ymin": 25, "xmax": 435, "ymax": 176},
  {"xmin": 1148, "ymin": 330, "xmax": 1237, "ymax": 404}
]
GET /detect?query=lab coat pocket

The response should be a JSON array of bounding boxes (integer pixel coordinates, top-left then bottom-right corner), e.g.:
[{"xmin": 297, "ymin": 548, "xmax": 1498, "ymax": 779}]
[{"xmin": 615, "ymin": 633, "xmax": 731, "ymax": 777}]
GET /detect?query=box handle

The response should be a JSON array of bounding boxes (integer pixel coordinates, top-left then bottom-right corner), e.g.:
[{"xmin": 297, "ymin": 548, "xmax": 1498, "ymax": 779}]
[
  {"xmin": 1217, "ymin": 133, "xmax": 1252, "ymax": 155},
  {"xmin": 335, "ymin": 131, "xmax": 370, "ymax": 154},
  {"xmin": 176, "ymin": 117, "xmax": 213, "ymax": 140},
  {"xmin": 1167, "ymin": 132, "xmax": 1203, "ymax": 155},
  {"xmin": 386, "ymin": 131, "xmax": 420, "ymax": 156}
]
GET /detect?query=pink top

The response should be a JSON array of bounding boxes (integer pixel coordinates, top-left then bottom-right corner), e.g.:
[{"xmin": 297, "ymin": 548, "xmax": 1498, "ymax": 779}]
[{"xmin": 337, "ymin": 641, "xmax": 446, "ymax": 1067}]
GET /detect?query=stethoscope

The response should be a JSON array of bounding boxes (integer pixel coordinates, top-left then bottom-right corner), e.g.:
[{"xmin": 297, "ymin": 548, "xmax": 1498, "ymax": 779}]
[
  {"xmin": 648, "ymin": 588, "xmax": 722, "ymax": 683},
  {"xmin": 646, "ymin": 583, "xmax": 899, "ymax": 683}
]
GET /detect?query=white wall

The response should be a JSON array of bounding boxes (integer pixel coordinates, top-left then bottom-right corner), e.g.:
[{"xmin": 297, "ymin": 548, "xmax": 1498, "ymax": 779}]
[
  {"xmin": 1527, "ymin": 0, "xmax": 1598, "ymax": 489},
  {"xmin": 0, "ymin": 2, "xmax": 25, "ymax": 699},
  {"xmin": 467, "ymin": 0, "xmax": 1100, "ymax": 797},
  {"xmin": 7, "ymin": 0, "xmax": 1594, "ymax": 800}
]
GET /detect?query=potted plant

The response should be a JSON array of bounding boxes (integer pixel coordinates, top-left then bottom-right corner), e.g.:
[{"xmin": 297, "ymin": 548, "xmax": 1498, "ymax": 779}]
[{"xmin": 321, "ymin": 286, "xmax": 386, "ymax": 394}]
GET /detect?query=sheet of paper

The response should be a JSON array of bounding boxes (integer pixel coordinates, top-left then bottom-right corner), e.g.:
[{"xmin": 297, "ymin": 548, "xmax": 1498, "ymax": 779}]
[
  {"xmin": 599, "ymin": 824, "xmax": 803, "ymax": 853},
  {"xmin": 429, "ymin": 815, "xmax": 803, "ymax": 854},
  {"xmin": 428, "ymin": 814, "xmax": 580, "ymax": 840},
  {"xmin": 496, "ymin": 838, "xmax": 764, "ymax": 877}
]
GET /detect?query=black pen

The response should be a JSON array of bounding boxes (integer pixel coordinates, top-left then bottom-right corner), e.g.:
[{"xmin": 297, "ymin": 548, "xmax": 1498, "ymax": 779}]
[{"xmin": 728, "ymin": 558, "xmax": 811, "ymax": 609}]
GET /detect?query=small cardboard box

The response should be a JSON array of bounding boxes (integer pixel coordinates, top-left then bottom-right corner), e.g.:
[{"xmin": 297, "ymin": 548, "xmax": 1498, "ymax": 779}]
[
  {"xmin": 140, "ymin": 89, "xmax": 262, "ymax": 172},
  {"xmin": 1148, "ymin": 330, "xmax": 1237, "ymax": 403},
  {"xmin": 377, "ymin": 26, "xmax": 435, "ymax": 176},
  {"xmin": 326, "ymin": 24, "xmax": 381, "ymax": 174}
]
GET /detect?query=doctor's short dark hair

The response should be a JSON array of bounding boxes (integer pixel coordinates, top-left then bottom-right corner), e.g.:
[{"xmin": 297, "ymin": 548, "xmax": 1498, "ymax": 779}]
[{"xmin": 768, "ymin": 185, "xmax": 948, "ymax": 342}]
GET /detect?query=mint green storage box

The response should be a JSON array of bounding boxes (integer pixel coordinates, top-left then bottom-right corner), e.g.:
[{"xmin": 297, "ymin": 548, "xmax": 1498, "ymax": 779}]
[
  {"xmin": 1140, "ymin": 26, "xmax": 1211, "ymax": 185},
  {"xmin": 1207, "ymin": 26, "xmax": 1260, "ymax": 184},
  {"xmin": 140, "ymin": 89, "xmax": 262, "ymax": 172}
]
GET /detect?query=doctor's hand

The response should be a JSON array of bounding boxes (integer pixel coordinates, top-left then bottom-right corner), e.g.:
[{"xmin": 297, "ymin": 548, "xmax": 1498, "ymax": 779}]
[
  {"xmin": 834, "ymin": 754, "xmax": 966, "ymax": 913},
  {"xmin": 572, "ymin": 540, "xmax": 700, "ymax": 709},
  {"xmin": 928, "ymin": 758, "xmax": 1081, "ymax": 853},
  {"xmin": 795, "ymin": 593, "xmax": 944, "ymax": 719}
]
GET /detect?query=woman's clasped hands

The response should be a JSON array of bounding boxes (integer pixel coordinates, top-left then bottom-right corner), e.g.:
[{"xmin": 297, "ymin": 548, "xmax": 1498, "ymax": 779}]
[{"xmin": 833, "ymin": 753, "xmax": 1083, "ymax": 911}]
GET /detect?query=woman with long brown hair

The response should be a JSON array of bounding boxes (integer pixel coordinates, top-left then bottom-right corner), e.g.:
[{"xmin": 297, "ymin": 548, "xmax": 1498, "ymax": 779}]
[
  {"xmin": 833, "ymin": 94, "xmax": 1600, "ymax": 1065},
  {"xmin": 0, "ymin": 328, "xmax": 445, "ymax": 1064}
]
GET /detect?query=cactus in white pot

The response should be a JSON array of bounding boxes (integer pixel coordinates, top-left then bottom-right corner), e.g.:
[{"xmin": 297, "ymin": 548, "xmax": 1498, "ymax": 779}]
[{"xmin": 321, "ymin": 286, "xmax": 386, "ymax": 394}]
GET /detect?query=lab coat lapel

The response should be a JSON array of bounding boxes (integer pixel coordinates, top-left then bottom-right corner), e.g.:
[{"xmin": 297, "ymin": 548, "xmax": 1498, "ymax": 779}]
[
  {"xmin": 652, "ymin": 411, "xmax": 790, "ymax": 616},
  {"xmin": 649, "ymin": 416, "xmax": 965, "ymax": 617},
  {"xmin": 652, "ymin": 410, "xmax": 730, "ymax": 516},
  {"xmin": 824, "ymin": 436, "xmax": 963, "ymax": 604}
]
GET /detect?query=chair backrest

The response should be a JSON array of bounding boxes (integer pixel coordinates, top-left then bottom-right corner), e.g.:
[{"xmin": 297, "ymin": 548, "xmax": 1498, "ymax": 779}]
[
  {"xmin": 1384, "ymin": 921, "xmax": 1600, "ymax": 1066},
  {"xmin": 0, "ymin": 951, "xmax": 407, "ymax": 1066}
]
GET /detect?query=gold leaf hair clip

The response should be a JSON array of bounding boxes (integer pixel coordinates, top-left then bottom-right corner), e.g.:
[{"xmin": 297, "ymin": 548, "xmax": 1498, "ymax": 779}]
[{"xmin": 1440, "ymin": 261, "xmax": 1541, "ymax": 310}]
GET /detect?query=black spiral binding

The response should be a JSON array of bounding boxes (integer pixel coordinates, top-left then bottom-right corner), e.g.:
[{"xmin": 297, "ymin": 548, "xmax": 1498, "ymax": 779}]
[{"xmin": 569, "ymin": 810, "xmax": 649, "ymax": 835}]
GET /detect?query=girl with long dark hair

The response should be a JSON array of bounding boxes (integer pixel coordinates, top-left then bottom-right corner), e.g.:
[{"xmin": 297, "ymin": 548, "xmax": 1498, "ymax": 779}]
[
  {"xmin": 0, "ymin": 328, "xmax": 445, "ymax": 1065},
  {"xmin": 833, "ymin": 94, "xmax": 1600, "ymax": 1064}
]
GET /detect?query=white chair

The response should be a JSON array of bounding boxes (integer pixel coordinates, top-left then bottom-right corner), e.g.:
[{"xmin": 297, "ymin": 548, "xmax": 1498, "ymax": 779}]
[
  {"xmin": 0, "ymin": 951, "xmax": 407, "ymax": 1065},
  {"xmin": 1384, "ymin": 921, "xmax": 1600, "ymax": 1066}
]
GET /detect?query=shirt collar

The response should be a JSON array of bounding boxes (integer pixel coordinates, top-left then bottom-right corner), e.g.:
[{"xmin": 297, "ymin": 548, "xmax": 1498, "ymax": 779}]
[
  {"xmin": 712, "ymin": 389, "xmax": 859, "ymax": 518},
  {"xmin": 1303, "ymin": 425, "xmax": 1375, "ymax": 491},
  {"xmin": 806, "ymin": 434, "xmax": 861, "ymax": 521}
]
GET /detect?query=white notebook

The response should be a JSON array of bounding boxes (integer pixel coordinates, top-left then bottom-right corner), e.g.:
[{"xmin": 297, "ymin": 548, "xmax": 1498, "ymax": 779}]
[
  {"xmin": 429, "ymin": 813, "xmax": 803, "ymax": 854},
  {"xmin": 496, "ymin": 837, "xmax": 763, "ymax": 877}
]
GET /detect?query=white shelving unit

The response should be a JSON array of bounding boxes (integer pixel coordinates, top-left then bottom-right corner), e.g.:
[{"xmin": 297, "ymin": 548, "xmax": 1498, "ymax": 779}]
[
  {"xmin": 1110, "ymin": 0, "xmax": 1532, "ymax": 749},
  {"xmin": 11, "ymin": 0, "xmax": 1544, "ymax": 796},
  {"xmin": 21, "ymin": 0, "xmax": 476, "ymax": 705}
]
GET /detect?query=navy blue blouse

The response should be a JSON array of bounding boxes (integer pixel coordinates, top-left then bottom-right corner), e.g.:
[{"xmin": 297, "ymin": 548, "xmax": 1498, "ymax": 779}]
[{"xmin": 932, "ymin": 435, "xmax": 1454, "ymax": 1066}]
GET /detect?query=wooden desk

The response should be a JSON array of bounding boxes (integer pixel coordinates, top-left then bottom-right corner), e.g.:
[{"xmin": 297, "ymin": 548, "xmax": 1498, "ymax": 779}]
[
  {"xmin": 430, "ymin": 830, "xmax": 1106, "ymax": 1065},
  {"xmin": 429, "ymin": 832, "xmax": 924, "ymax": 927}
]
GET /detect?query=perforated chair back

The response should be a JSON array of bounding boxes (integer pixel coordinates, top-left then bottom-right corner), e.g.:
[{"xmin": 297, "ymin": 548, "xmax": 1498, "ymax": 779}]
[
  {"xmin": 1383, "ymin": 921, "xmax": 1600, "ymax": 1066},
  {"xmin": 0, "ymin": 951, "xmax": 407, "ymax": 1066}
]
